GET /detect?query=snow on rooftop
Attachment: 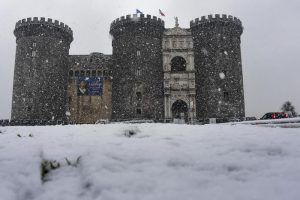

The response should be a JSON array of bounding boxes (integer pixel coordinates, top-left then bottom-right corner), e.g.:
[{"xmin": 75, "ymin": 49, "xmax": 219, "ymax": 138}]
[{"xmin": 0, "ymin": 123, "xmax": 300, "ymax": 200}]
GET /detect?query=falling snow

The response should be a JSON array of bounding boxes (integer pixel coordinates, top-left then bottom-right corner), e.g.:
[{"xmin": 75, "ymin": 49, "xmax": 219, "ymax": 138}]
[{"xmin": 219, "ymin": 72, "xmax": 226, "ymax": 79}]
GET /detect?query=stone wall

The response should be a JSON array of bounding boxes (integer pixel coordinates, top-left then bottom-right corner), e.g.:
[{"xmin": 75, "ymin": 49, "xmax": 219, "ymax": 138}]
[{"xmin": 67, "ymin": 53, "xmax": 112, "ymax": 124}]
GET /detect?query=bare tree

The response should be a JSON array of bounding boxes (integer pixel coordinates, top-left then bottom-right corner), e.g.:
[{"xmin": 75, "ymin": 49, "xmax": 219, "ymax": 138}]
[{"xmin": 281, "ymin": 101, "xmax": 297, "ymax": 117}]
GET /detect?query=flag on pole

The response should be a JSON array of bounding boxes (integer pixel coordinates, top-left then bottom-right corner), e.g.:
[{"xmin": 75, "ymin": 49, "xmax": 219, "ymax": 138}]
[
  {"xmin": 136, "ymin": 9, "xmax": 143, "ymax": 14},
  {"xmin": 159, "ymin": 9, "xmax": 165, "ymax": 16}
]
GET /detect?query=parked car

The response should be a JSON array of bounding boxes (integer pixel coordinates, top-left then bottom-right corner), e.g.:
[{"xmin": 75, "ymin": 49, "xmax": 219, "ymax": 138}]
[
  {"xmin": 245, "ymin": 117, "xmax": 257, "ymax": 121},
  {"xmin": 95, "ymin": 119, "xmax": 109, "ymax": 124},
  {"xmin": 260, "ymin": 112, "xmax": 289, "ymax": 120}
]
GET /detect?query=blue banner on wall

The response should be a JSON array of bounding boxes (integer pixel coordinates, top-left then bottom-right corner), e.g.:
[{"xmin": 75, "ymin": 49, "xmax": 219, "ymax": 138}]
[{"xmin": 77, "ymin": 77, "xmax": 103, "ymax": 96}]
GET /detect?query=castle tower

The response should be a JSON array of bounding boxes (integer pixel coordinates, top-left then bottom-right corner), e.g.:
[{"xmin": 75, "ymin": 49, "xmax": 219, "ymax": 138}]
[
  {"xmin": 190, "ymin": 14, "xmax": 245, "ymax": 120},
  {"xmin": 12, "ymin": 17, "xmax": 73, "ymax": 121},
  {"xmin": 110, "ymin": 14, "xmax": 165, "ymax": 120}
]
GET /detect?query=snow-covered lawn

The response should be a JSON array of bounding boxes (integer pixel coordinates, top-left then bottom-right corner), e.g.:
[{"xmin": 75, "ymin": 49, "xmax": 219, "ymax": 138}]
[{"xmin": 0, "ymin": 123, "xmax": 300, "ymax": 200}]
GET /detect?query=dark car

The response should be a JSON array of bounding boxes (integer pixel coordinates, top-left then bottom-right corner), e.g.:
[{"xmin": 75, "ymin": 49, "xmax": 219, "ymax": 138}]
[{"xmin": 260, "ymin": 112, "xmax": 289, "ymax": 120}]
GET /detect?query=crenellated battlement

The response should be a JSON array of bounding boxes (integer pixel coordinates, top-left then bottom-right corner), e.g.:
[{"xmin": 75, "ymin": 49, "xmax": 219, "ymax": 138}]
[
  {"xmin": 15, "ymin": 17, "xmax": 73, "ymax": 36},
  {"xmin": 190, "ymin": 14, "xmax": 242, "ymax": 29},
  {"xmin": 110, "ymin": 14, "xmax": 164, "ymax": 35}
]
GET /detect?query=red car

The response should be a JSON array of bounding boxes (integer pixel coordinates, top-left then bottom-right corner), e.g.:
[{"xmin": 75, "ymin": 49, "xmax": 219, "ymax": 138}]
[{"xmin": 260, "ymin": 112, "xmax": 289, "ymax": 120}]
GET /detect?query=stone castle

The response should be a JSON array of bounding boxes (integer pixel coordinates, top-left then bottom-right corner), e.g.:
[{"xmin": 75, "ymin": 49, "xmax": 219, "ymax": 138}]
[{"xmin": 11, "ymin": 14, "xmax": 245, "ymax": 124}]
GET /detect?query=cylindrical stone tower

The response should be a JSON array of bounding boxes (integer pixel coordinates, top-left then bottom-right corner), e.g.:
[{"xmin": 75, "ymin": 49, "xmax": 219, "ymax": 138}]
[
  {"xmin": 110, "ymin": 14, "xmax": 165, "ymax": 120},
  {"xmin": 12, "ymin": 17, "xmax": 73, "ymax": 121},
  {"xmin": 190, "ymin": 14, "xmax": 245, "ymax": 120}
]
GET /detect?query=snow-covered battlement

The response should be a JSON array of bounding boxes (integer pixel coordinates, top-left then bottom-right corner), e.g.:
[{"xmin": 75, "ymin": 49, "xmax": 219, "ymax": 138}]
[
  {"xmin": 190, "ymin": 14, "xmax": 242, "ymax": 29},
  {"xmin": 110, "ymin": 14, "xmax": 165, "ymax": 31},
  {"xmin": 15, "ymin": 17, "xmax": 73, "ymax": 36}
]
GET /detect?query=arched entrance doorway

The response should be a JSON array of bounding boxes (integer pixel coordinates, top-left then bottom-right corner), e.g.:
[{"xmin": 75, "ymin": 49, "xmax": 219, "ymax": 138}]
[{"xmin": 172, "ymin": 100, "xmax": 188, "ymax": 123}]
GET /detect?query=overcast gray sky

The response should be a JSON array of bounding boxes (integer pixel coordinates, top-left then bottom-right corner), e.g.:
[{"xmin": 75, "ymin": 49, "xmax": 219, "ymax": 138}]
[{"xmin": 0, "ymin": 0, "xmax": 299, "ymax": 119}]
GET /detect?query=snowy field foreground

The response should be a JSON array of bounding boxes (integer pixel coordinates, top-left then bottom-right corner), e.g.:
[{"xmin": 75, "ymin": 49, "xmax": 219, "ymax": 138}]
[{"xmin": 1, "ymin": 124, "xmax": 300, "ymax": 200}]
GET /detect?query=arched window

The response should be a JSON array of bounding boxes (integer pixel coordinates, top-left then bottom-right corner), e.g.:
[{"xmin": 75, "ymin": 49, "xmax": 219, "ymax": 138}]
[{"xmin": 171, "ymin": 56, "xmax": 186, "ymax": 72}]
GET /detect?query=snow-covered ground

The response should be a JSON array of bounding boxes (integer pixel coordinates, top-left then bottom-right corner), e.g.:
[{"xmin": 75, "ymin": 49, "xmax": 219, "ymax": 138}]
[
  {"xmin": 0, "ymin": 123, "xmax": 300, "ymax": 200},
  {"xmin": 232, "ymin": 117, "xmax": 300, "ymax": 128}
]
